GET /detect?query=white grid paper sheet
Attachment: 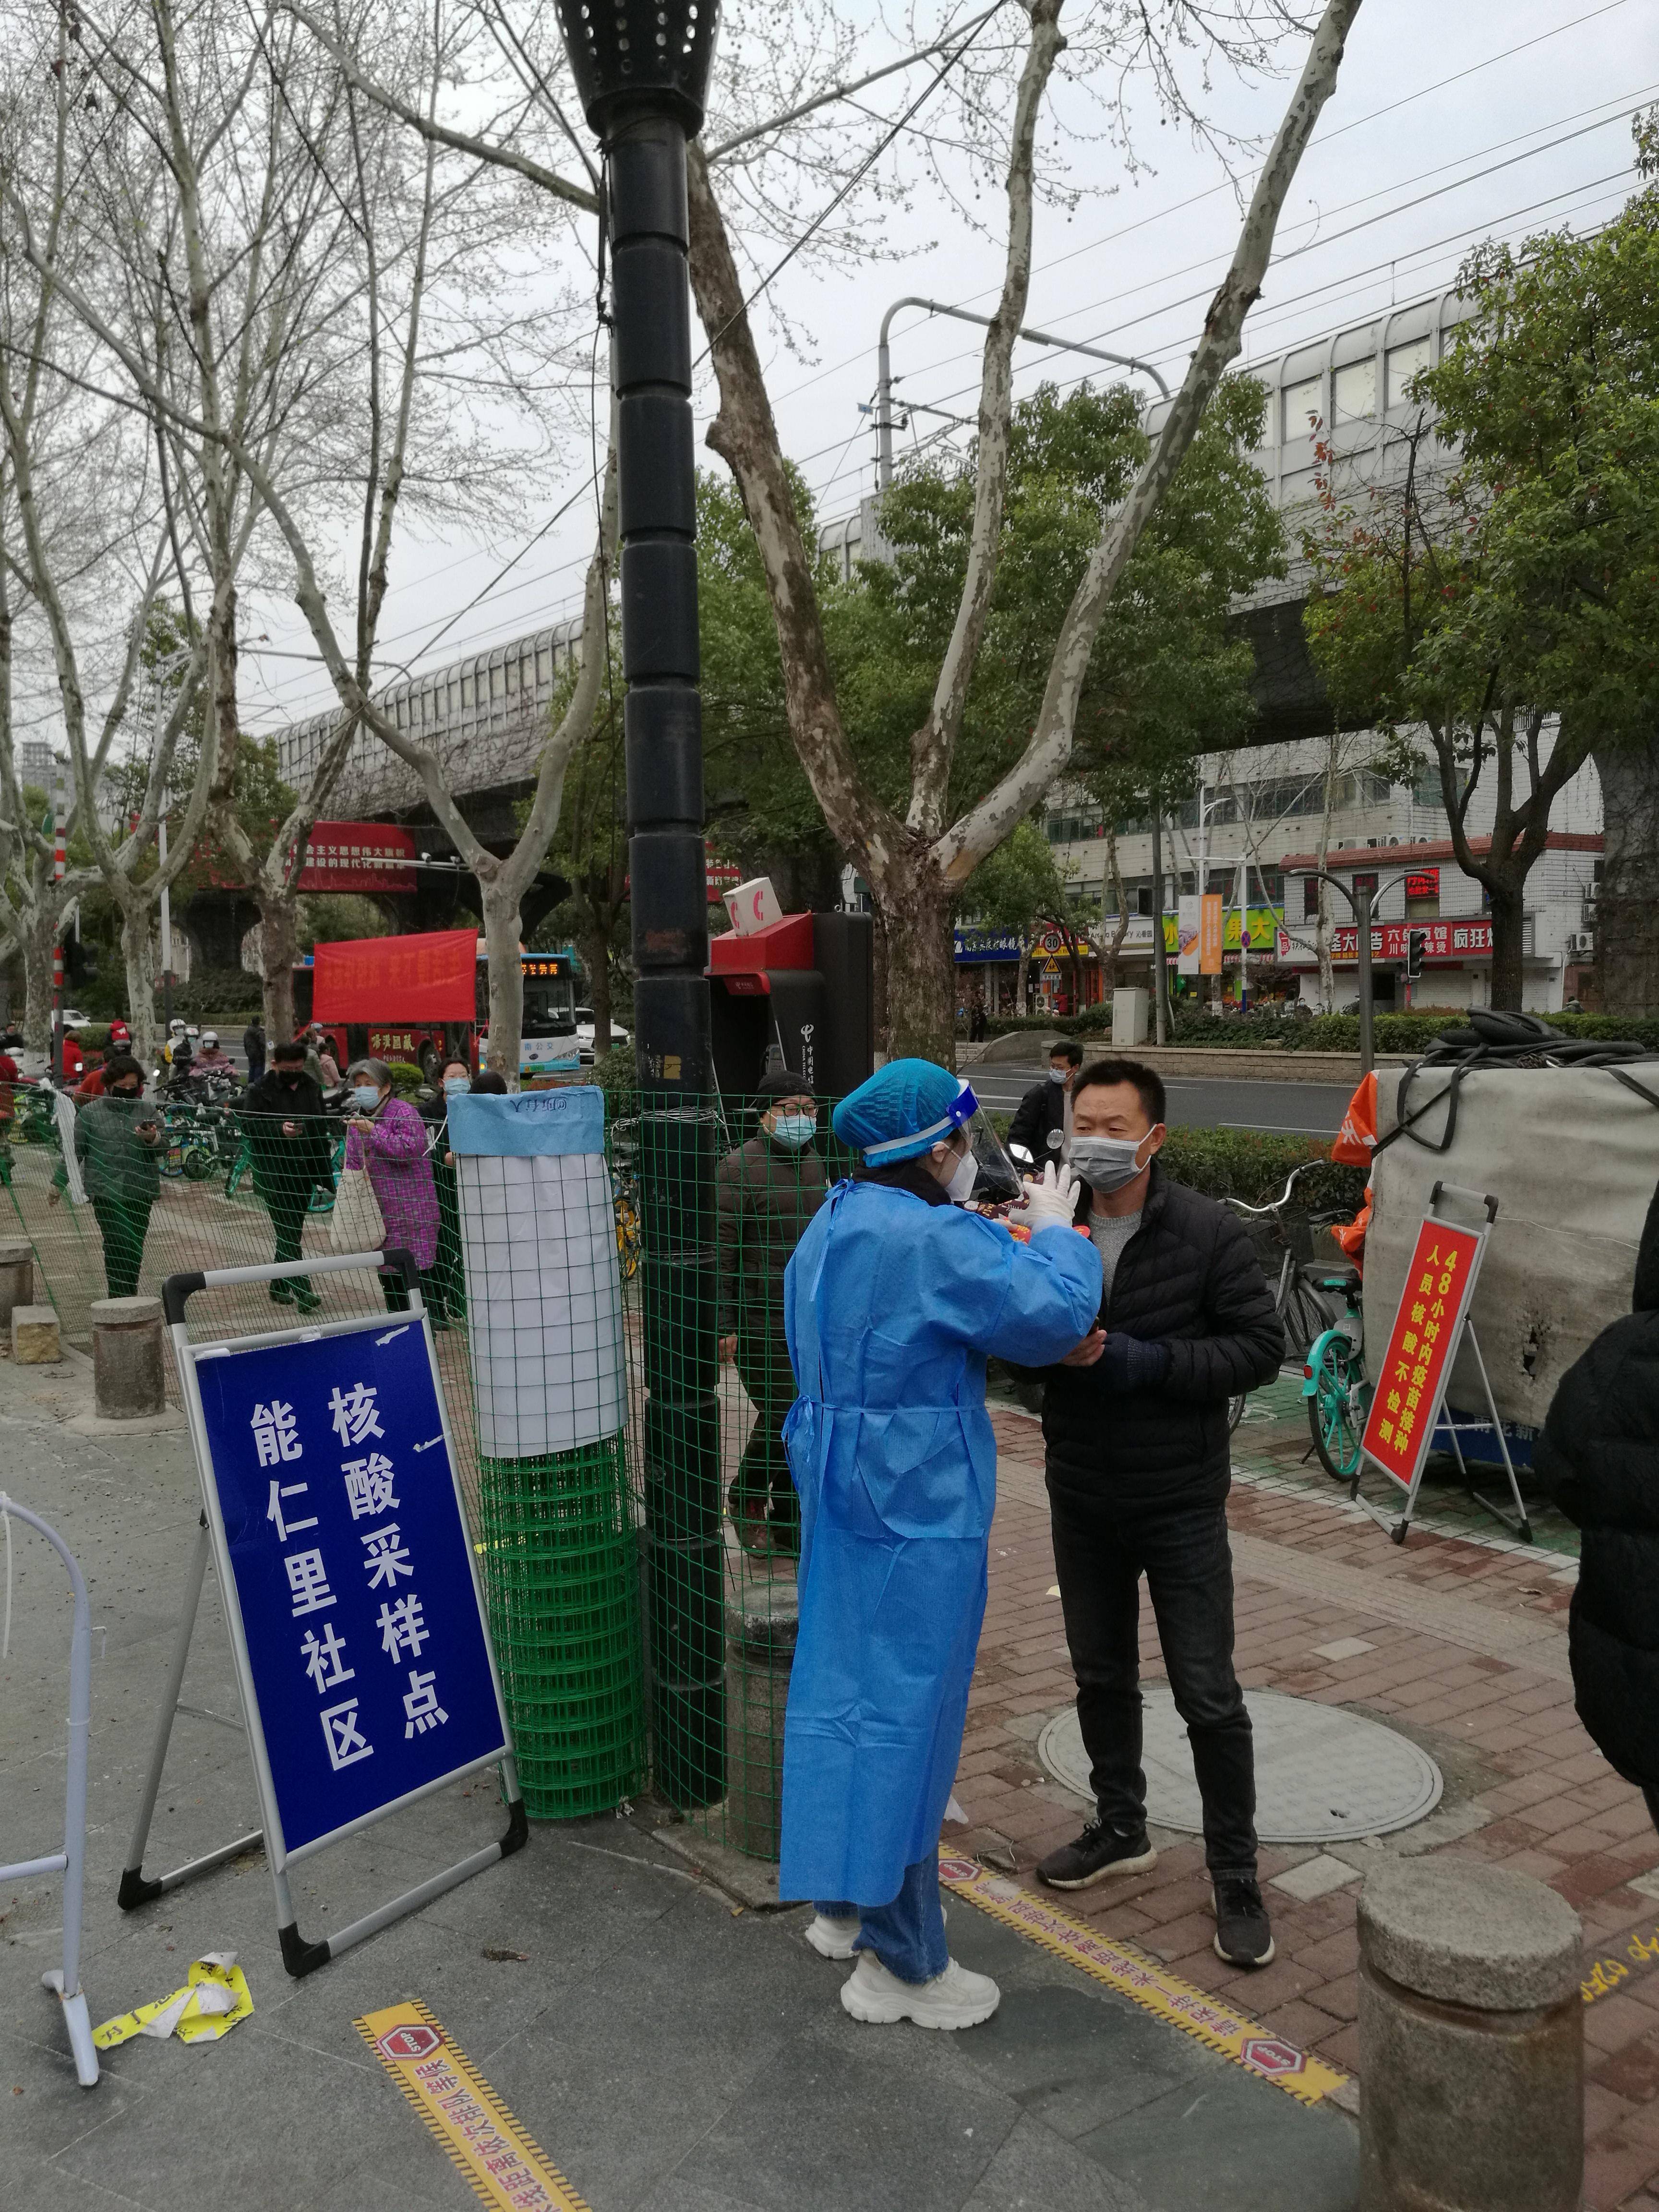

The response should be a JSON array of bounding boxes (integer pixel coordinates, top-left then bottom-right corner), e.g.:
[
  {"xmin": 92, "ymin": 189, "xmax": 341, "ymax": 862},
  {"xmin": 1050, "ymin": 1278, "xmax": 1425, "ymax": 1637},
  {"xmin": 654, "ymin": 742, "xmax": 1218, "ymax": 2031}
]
[{"xmin": 457, "ymin": 1150, "xmax": 625, "ymax": 1457}]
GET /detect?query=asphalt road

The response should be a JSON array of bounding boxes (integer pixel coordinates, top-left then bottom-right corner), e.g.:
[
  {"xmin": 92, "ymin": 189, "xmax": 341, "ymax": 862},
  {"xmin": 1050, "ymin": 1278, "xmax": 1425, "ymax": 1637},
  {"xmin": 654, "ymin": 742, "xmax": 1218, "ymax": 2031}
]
[{"xmin": 969, "ymin": 1060, "xmax": 1352, "ymax": 1137}]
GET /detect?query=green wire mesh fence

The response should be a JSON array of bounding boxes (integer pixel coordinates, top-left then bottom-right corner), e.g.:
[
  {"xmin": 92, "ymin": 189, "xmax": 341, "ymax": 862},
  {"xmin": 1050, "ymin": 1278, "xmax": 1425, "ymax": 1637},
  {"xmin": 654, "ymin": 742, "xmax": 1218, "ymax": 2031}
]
[{"xmin": 3, "ymin": 1071, "xmax": 853, "ymax": 1860}]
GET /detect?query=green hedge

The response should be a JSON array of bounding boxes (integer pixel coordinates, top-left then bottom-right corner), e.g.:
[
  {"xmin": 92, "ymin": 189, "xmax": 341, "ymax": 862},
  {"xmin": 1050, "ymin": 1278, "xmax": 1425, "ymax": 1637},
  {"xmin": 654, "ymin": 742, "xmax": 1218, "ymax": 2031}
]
[{"xmin": 976, "ymin": 1007, "xmax": 1659, "ymax": 1055}]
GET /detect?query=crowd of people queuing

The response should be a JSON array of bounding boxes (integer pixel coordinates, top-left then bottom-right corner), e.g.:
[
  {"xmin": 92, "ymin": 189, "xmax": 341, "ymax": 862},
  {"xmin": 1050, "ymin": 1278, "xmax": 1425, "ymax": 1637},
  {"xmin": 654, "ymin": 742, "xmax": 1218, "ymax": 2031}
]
[{"xmin": 0, "ymin": 1012, "xmax": 505, "ymax": 1325}]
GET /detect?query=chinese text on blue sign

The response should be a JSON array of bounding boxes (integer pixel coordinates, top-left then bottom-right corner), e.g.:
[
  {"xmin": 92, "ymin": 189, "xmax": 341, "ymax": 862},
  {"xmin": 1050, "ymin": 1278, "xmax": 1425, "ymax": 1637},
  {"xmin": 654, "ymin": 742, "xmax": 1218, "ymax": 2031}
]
[{"xmin": 193, "ymin": 1319, "xmax": 508, "ymax": 1855}]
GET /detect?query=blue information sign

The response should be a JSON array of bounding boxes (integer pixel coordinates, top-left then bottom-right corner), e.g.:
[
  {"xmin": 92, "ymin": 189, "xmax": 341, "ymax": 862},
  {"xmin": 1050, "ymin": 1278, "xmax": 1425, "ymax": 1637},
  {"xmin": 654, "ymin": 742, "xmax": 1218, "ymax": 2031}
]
[{"xmin": 192, "ymin": 1317, "xmax": 508, "ymax": 1856}]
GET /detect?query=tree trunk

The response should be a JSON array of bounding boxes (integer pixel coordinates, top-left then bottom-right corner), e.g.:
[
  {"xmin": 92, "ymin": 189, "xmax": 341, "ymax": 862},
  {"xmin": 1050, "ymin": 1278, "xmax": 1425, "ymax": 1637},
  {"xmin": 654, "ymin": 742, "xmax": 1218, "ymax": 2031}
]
[
  {"xmin": 257, "ymin": 890, "xmax": 300, "ymax": 1041},
  {"xmin": 579, "ymin": 918, "xmax": 613, "ymax": 1061},
  {"xmin": 119, "ymin": 901, "xmax": 158, "ymax": 1067},
  {"xmin": 1487, "ymin": 878, "xmax": 1527, "ymax": 1012},
  {"xmin": 1595, "ymin": 734, "xmax": 1659, "ymax": 1017},
  {"xmin": 22, "ymin": 903, "xmax": 56, "ymax": 1054},
  {"xmin": 878, "ymin": 859, "xmax": 958, "ymax": 1067},
  {"xmin": 480, "ymin": 878, "xmax": 523, "ymax": 1086}
]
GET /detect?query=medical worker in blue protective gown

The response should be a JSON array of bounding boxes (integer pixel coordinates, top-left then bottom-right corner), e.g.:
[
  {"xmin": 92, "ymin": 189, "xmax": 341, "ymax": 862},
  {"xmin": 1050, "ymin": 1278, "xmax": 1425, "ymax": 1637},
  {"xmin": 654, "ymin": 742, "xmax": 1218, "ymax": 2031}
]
[{"xmin": 781, "ymin": 1058, "xmax": 1102, "ymax": 2029}]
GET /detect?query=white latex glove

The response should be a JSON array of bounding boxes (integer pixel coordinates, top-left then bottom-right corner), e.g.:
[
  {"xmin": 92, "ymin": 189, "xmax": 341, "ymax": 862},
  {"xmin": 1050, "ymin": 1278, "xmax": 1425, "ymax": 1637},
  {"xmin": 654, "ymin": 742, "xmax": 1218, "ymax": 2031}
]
[{"xmin": 1014, "ymin": 1159, "xmax": 1079, "ymax": 1234}]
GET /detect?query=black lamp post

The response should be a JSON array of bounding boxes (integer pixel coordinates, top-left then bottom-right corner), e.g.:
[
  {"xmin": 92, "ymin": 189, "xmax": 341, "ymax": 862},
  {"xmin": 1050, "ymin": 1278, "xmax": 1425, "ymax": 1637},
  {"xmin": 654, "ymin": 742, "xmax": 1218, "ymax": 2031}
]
[{"xmin": 555, "ymin": 0, "xmax": 725, "ymax": 1806}]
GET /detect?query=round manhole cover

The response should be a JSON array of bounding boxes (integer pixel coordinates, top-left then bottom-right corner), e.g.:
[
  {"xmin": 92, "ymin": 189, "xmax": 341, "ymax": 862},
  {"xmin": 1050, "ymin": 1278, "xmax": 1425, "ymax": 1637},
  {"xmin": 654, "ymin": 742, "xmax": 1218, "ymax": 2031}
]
[{"xmin": 1037, "ymin": 1687, "xmax": 1442, "ymax": 1844}]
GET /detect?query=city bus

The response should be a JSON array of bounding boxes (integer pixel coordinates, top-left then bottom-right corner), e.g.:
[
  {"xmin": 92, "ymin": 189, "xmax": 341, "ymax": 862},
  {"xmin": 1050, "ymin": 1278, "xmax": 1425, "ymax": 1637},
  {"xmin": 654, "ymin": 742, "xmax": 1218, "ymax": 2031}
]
[{"xmin": 294, "ymin": 936, "xmax": 583, "ymax": 1081}]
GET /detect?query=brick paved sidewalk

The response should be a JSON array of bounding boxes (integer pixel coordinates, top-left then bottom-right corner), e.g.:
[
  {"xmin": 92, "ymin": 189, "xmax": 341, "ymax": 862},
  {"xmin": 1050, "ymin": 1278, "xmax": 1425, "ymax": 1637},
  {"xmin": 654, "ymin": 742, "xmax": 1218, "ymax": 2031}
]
[{"xmin": 962, "ymin": 1401, "xmax": 1659, "ymax": 2212}]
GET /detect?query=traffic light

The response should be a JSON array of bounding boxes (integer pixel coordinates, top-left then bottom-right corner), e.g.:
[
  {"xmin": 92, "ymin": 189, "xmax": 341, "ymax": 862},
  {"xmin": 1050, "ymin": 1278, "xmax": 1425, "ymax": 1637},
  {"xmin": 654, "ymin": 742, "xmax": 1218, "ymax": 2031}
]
[{"xmin": 1406, "ymin": 927, "xmax": 1429, "ymax": 981}]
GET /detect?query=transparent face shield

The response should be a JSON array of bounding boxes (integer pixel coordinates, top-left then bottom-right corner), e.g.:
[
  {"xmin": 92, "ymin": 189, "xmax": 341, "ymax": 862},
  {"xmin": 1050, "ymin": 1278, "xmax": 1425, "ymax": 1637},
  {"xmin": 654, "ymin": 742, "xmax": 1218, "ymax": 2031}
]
[
  {"xmin": 932, "ymin": 1082, "xmax": 1023, "ymax": 1207},
  {"xmin": 860, "ymin": 1079, "xmax": 1023, "ymax": 1204}
]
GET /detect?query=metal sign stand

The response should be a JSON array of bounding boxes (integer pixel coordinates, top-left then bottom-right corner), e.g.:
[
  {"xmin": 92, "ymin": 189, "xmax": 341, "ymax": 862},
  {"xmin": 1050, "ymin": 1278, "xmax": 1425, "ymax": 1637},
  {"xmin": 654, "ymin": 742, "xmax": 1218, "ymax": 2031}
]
[
  {"xmin": 119, "ymin": 1252, "xmax": 526, "ymax": 1977},
  {"xmin": 0, "ymin": 1495, "xmax": 99, "ymax": 2086},
  {"xmin": 1354, "ymin": 1182, "xmax": 1532, "ymax": 1547}
]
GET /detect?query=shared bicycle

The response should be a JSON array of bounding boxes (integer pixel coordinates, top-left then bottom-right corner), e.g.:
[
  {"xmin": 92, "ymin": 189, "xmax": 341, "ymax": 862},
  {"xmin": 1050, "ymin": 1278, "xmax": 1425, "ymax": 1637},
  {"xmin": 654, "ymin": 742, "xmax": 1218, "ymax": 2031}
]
[{"xmin": 1224, "ymin": 1161, "xmax": 1369, "ymax": 1480}]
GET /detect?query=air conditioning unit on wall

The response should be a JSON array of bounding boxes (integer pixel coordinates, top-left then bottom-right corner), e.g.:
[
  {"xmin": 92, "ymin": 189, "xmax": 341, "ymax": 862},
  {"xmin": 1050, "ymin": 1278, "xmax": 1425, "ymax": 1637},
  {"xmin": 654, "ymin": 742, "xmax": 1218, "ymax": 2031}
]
[{"xmin": 1570, "ymin": 930, "xmax": 1595, "ymax": 956}]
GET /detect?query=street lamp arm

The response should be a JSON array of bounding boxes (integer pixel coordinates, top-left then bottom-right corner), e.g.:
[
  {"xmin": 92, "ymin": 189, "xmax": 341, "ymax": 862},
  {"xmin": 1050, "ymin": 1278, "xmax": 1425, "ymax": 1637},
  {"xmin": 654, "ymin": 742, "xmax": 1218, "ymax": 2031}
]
[
  {"xmin": 875, "ymin": 294, "xmax": 1171, "ymax": 492},
  {"xmin": 878, "ymin": 296, "xmax": 1170, "ymax": 394}
]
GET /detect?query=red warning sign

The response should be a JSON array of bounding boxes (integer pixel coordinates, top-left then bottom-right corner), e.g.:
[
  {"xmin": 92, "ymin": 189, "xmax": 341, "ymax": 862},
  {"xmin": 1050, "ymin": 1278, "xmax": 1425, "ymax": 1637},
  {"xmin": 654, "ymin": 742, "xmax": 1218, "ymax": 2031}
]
[
  {"xmin": 377, "ymin": 2021, "xmax": 444, "ymax": 2061},
  {"xmin": 1361, "ymin": 1217, "xmax": 1483, "ymax": 1492},
  {"xmin": 1242, "ymin": 2036, "xmax": 1307, "ymax": 2078}
]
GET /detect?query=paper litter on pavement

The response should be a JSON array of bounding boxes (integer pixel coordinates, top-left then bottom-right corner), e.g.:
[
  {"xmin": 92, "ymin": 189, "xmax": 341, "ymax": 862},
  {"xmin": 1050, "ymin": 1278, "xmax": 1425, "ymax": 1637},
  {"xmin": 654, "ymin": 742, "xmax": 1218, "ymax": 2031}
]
[{"xmin": 93, "ymin": 1953, "xmax": 253, "ymax": 2049}]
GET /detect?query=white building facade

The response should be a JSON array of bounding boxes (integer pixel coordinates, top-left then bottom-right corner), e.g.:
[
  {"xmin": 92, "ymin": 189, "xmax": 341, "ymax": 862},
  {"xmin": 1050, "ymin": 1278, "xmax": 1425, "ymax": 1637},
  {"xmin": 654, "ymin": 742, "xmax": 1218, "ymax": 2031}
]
[{"xmin": 1005, "ymin": 732, "xmax": 1602, "ymax": 1017}]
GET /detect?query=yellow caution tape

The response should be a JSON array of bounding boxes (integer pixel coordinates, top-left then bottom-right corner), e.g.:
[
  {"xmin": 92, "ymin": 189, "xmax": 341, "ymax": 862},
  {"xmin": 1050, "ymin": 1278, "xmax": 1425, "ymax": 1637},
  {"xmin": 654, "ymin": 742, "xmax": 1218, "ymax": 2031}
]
[
  {"xmin": 356, "ymin": 1999, "xmax": 592, "ymax": 2212},
  {"xmin": 93, "ymin": 1955, "xmax": 253, "ymax": 2050},
  {"xmin": 939, "ymin": 1855, "xmax": 1348, "ymax": 2106}
]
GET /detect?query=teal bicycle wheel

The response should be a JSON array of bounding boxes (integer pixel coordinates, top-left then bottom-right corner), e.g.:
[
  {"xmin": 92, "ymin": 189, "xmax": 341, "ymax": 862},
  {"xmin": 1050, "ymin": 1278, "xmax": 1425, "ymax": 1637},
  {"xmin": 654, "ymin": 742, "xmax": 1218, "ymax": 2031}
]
[{"xmin": 1307, "ymin": 1334, "xmax": 1366, "ymax": 1481}]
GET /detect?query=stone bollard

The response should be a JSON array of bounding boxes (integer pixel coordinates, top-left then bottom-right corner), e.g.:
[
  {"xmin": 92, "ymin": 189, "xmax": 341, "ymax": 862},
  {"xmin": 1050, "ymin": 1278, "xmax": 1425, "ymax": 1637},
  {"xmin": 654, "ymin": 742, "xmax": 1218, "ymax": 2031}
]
[
  {"xmin": 0, "ymin": 1240, "xmax": 33, "ymax": 1332},
  {"xmin": 90, "ymin": 1296, "xmax": 167, "ymax": 1420},
  {"xmin": 1357, "ymin": 1853, "xmax": 1583, "ymax": 2212},
  {"xmin": 11, "ymin": 1303, "xmax": 62, "ymax": 1363}
]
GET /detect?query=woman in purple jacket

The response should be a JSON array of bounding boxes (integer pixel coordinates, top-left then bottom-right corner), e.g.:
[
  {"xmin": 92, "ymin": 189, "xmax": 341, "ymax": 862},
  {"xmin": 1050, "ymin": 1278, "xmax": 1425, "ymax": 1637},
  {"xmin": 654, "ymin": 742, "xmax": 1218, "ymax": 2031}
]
[{"xmin": 344, "ymin": 1058, "xmax": 448, "ymax": 1327}]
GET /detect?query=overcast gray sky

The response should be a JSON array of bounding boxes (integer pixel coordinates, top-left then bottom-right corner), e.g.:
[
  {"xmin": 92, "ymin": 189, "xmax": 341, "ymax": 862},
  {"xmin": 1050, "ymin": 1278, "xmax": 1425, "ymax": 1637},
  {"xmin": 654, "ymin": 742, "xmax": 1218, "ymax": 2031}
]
[{"xmin": 237, "ymin": 0, "xmax": 1653, "ymax": 744}]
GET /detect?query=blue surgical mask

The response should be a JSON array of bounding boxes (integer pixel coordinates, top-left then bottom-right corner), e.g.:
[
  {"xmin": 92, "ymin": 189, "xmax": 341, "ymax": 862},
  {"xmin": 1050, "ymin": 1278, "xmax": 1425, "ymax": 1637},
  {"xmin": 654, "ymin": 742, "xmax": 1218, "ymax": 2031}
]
[
  {"xmin": 1070, "ymin": 1134, "xmax": 1149, "ymax": 1194},
  {"xmin": 1048, "ymin": 1067, "xmax": 1070, "ymax": 1085},
  {"xmin": 769, "ymin": 1112, "xmax": 816, "ymax": 1149},
  {"xmin": 350, "ymin": 1085, "xmax": 381, "ymax": 1111},
  {"xmin": 443, "ymin": 1077, "xmax": 469, "ymax": 1097}
]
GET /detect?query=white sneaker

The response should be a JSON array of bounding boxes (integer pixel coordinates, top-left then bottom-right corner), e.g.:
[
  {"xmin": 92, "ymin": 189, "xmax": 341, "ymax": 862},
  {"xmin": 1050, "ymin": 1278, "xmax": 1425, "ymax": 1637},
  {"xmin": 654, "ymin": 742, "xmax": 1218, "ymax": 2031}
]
[
  {"xmin": 839, "ymin": 1951, "xmax": 1000, "ymax": 2030},
  {"xmin": 805, "ymin": 1911, "xmax": 861, "ymax": 1960}
]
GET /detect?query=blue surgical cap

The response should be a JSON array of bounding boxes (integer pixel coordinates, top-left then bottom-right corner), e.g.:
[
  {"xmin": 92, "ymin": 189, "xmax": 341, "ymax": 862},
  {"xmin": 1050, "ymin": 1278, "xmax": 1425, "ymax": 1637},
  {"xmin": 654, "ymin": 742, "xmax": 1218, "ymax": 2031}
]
[{"xmin": 832, "ymin": 1058, "xmax": 977, "ymax": 1166}]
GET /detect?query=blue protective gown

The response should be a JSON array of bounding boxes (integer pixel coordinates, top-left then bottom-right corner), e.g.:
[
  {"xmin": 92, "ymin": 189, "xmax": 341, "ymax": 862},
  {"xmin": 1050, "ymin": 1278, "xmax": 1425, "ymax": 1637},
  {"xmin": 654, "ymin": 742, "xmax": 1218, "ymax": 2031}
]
[{"xmin": 779, "ymin": 1181, "xmax": 1103, "ymax": 1907}]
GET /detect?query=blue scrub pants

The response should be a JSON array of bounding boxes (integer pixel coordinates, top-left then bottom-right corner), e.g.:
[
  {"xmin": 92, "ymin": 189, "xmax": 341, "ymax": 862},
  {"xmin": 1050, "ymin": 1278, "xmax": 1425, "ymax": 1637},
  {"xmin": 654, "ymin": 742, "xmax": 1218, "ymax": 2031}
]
[{"xmin": 817, "ymin": 1848, "xmax": 948, "ymax": 1984}]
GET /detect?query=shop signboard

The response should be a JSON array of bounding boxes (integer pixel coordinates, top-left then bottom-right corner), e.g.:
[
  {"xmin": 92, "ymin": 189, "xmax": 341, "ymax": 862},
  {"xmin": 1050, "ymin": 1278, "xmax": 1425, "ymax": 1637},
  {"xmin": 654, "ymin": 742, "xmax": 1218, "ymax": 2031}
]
[{"xmin": 1329, "ymin": 919, "xmax": 1492, "ymax": 963}]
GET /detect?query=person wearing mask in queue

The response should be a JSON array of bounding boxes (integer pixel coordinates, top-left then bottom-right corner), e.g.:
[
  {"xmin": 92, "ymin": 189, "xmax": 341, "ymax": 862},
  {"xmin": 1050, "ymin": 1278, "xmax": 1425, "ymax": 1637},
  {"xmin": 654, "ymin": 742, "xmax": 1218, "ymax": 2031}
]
[
  {"xmin": 73, "ymin": 1054, "xmax": 164, "ymax": 1298},
  {"xmin": 1018, "ymin": 1058, "xmax": 1284, "ymax": 1970},
  {"xmin": 299, "ymin": 1024, "xmax": 341, "ymax": 1091},
  {"xmin": 1007, "ymin": 1038, "xmax": 1082, "ymax": 1179},
  {"xmin": 242, "ymin": 1039, "xmax": 335, "ymax": 1311},
  {"xmin": 782, "ymin": 1058, "xmax": 1102, "ymax": 2030},
  {"xmin": 344, "ymin": 1058, "xmax": 446, "ymax": 1325},
  {"xmin": 422, "ymin": 1056, "xmax": 473, "ymax": 1322},
  {"xmin": 73, "ymin": 1041, "xmax": 112, "ymax": 1102},
  {"xmin": 77, "ymin": 1020, "xmax": 134, "ymax": 1099},
  {"xmin": 716, "ymin": 1070, "xmax": 826, "ymax": 1556},
  {"xmin": 243, "ymin": 1013, "xmax": 266, "ymax": 1087},
  {"xmin": 1536, "ymin": 1178, "xmax": 1659, "ymax": 1843}
]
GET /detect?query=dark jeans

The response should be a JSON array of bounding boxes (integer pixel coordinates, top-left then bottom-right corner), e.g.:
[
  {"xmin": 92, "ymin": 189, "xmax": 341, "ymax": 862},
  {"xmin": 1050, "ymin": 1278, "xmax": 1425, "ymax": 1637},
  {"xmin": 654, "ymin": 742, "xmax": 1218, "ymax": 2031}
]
[
  {"xmin": 1048, "ymin": 1491, "xmax": 1258, "ymax": 1876},
  {"xmin": 266, "ymin": 1186, "xmax": 314, "ymax": 1294},
  {"xmin": 729, "ymin": 1331, "xmax": 799, "ymax": 1537},
  {"xmin": 92, "ymin": 1195, "xmax": 153, "ymax": 1300},
  {"xmin": 382, "ymin": 1266, "xmax": 446, "ymax": 1322}
]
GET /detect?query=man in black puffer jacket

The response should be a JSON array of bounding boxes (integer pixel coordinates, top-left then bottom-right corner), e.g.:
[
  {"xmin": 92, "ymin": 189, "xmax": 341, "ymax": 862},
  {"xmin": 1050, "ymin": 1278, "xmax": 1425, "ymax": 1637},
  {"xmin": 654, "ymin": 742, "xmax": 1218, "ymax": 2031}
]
[
  {"xmin": 1535, "ymin": 1179, "xmax": 1659, "ymax": 1839},
  {"xmin": 1022, "ymin": 1058, "xmax": 1284, "ymax": 1969}
]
